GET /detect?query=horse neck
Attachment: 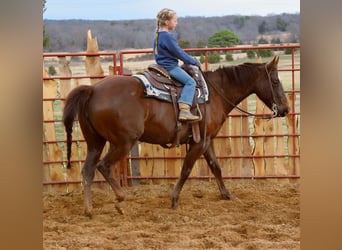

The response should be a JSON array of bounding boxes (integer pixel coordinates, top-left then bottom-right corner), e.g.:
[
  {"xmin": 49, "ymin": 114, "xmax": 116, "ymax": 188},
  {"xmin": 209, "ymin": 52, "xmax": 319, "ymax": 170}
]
[{"xmin": 206, "ymin": 65, "xmax": 256, "ymax": 114}]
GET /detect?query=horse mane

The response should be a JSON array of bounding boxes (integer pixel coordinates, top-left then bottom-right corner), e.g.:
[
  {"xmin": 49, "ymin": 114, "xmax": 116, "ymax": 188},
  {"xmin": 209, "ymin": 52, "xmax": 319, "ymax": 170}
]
[{"xmin": 212, "ymin": 62, "xmax": 265, "ymax": 86}]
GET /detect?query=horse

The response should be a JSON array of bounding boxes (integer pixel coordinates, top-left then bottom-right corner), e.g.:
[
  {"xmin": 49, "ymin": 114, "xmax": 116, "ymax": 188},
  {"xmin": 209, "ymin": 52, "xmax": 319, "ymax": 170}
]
[{"xmin": 63, "ymin": 56, "xmax": 289, "ymax": 217}]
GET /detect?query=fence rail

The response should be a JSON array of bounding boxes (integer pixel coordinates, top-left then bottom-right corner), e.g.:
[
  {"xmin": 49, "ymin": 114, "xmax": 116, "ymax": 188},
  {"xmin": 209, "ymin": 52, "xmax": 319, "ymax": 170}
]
[{"xmin": 43, "ymin": 44, "xmax": 300, "ymax": 192}]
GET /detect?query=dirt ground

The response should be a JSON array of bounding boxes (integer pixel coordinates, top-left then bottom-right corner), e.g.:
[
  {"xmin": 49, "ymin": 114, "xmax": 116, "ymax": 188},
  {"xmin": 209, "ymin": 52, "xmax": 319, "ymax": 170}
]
[{"xmin": 43, "ymin": 179, "xmax": 300, "ymax": 250}]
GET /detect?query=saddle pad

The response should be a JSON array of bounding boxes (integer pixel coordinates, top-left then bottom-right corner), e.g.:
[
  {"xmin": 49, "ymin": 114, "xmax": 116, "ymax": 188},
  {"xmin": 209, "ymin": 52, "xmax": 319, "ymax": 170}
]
[
  {"xmin": 133, "ymin": 74, "xmax": 172, "ymax": 102},
  {"xmin": 133, "ymin": 74, "xmax": 208, "ymax": 104}
]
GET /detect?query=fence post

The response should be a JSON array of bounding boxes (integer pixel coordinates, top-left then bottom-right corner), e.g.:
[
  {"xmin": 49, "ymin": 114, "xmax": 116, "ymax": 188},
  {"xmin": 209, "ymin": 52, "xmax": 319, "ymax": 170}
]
[{"xmin": 85, "ymin": 30, "xmax": 104, "ymax": 84}]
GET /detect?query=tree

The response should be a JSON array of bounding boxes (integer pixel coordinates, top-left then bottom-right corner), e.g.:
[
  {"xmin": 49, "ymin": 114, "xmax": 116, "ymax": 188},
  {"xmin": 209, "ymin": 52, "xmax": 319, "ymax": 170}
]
[
  {"xmin": 208, "ymin": 29, "xmax": 240, "ymax": 48},
  {"xmin": 192, "ymin": 39, "xmax": 206, "ymax": 56},
  {"xmin": 233, "ymin": 16, "xmax": 249, "ymax": 29},
  {"xmin": 178, "ymin": 39, "xmax": 190, "ymax": 49},
  {"xmin": 246, "ymin": 50, "xmax": 256, "ymax": 59},
  {"xmin": 199, "ymin": 52, "xmax": 220, "ymax": 64},
  {"xmin": 208, "ymin": 52, "xmax": 220, "ymax": 63},
  {"xmin": 199, "ymin": 55, "xmax": 205, "ymax": 63},
  {"xmin": 285, "ymin": 38, "xmax": 299, "ymax": 54},
  {"xmin": 271, "ymin": 38, "xmax": 281, "ymax": 44},
  {"xmin": 257, "ymin": 37, "xmax": 273, "ymax": 58},
  {"xmin": 258, "ymin": 37, "xmax": 269, "ymax": 44},
  {"xmin": 258, "ymin": 21, "xmax": 268, "ymax": 34},
  {"xmin": 196, "ymin": 39, "xmax": 206, "ymax": 48},
  {"xmin": 257, "ymin": 49, "xmax": 273, "ymax": 58},
  {"xmin": 225, "ymin": 53, "xmax": 233, "ymax": 62},
  {"xmin": 43, "ymin": 0, "xmax": 50, "ymax": 49},
  {"xmin": 48, "ymin": 65, "xmax": 57, "ymax": 75},
  {"xmin": 276, "ymin": 17, "xmax": 288, "ymax": 32}
]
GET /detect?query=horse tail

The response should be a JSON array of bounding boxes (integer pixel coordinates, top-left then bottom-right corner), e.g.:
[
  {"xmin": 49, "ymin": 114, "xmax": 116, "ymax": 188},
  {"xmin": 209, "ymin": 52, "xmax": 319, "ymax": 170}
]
[{"xmin": 63, "ymin": 85, "xmax": 93, "ymax": 168}]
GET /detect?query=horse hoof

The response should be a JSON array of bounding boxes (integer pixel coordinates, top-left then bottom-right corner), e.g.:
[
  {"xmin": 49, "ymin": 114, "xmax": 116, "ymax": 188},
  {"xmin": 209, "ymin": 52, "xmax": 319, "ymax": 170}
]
[
  {"xmin": 115, "ymin": 204, "xmax": 124, "ymax": 215},
  {"xmin": 171, "ymin": 204, "xmax": 178, "ymax": 210},
  {"xmin": 116, "ymin": 196, "xmax": 125, "ymax": 202},
  {"xmin": 171, "ymin": 198, "xmax": 179, "ymax": 209},
  {"xmin": 84, "ymin": 209, "xmax": 93, "ymax": 219},
  {"xmin": 222, "ymin": 193, "xmax": 235, "ymax": 200}
]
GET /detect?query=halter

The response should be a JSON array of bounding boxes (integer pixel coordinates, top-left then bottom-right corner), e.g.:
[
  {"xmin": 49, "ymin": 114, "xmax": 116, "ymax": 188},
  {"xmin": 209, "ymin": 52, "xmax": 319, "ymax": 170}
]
[
  {"xmin": 201, "ymin": 64, "xmax": 279, "ymax": 120},
  {"xmin": 264, "ymin": 64, "xmax": 279, "ymax": 118}
]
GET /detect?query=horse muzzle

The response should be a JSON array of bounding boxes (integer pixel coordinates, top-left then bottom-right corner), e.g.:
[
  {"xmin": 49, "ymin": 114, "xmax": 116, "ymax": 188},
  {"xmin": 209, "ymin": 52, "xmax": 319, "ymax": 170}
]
[{"xmin": 277, "ymin": 106, "xmax": 290, "ymax": 117}]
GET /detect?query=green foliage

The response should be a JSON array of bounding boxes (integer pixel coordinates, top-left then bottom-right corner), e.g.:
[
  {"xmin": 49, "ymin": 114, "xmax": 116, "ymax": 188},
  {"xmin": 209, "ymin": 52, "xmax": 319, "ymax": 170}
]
[
  {"xmin": 284, "ymin": 47, "xmax": 292, "ymax": 55},
  {"xmin": 258, "ymin": 21, "xmax": 268, "ymax": 34},
  {"xmin": 256, "ymin": 37, "xmax": 272, "ymax": 57},
  {"xmin": 271, "ymin": 38, "xmax": 282, "ymax": 51},
  {"xmin": 291, "ymin": 38, "xmax": 298, "ymax": 43},
  {"xmin": 285, "ymin": 38, "xmax": 299, "ymax": 54},
  {"xmin": 43, "ymin": 28, "xmax": 50, "ymax": 49},
  {"xmin": 233, "ymin": 16, "xmax": 249, "ymax": 29},
  {"xmin": 48, "ymin": 65, "xmax": 57, "ymax": 76},
  {"xmin": 44, "ymin": 14, "xmax": 299, "ymax": 52},
  {"xmin": 178, "ymin": 39, "xmax": 190, "ymax": 49},
  {"xmin": 199, "ymin": 51, "xmax": 234, "ymax": 64},
  {"xmin": 246, "ymin": 50, "xmax": 256, "ymax": 59},
  {"xmin": 208, "ymin": 29, "xmax": 240, "ymax": 48},
  {"xmin": 276, "ymin": 17, "xmax": 288, "ymax": 31},
  {"xmin": 199, "ymin": 55, "xmax": 205, "ymax": 64},
  {"xmin": 196, "ymin": 39, "xmax": 206, "ymax": 48},
  {"xmin": 192, "ymin": 39, "xmax": 206, "ymax": 56},
  {"xmin": 257, "ymin": 49, "xmax": 273, "ymax": 58},
  {"xmin": 43, "ymin": 0, "xmax": 50, "ymax": 49},
  {"xmin": 271, "ymin": 37, "xmax": 281, "ymax": 44},
  {"xmin": 258, "ymin": 37, "xmax": 269, "ymax": 44},
  {"xmin": 208, "ymin": 52, "xmax": 220, "ymax": 63},
  {"xmin": 225, "ymin": 53, "xmax": 233, "ymax": 62},
  {"xmin": 199, "ymin": 52, "xmax": 220, "ymax": 64}
]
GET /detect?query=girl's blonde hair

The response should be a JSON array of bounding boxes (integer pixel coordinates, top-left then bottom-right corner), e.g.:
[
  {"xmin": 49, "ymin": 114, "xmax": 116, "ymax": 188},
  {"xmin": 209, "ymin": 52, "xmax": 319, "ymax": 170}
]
[{"xmin": 154, "ymin": 8, "xmax": 177, "ymax": 55}]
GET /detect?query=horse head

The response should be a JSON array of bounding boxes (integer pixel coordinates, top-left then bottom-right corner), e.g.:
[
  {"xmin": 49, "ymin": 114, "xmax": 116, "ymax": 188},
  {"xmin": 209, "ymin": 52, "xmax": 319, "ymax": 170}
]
[{"xmin": 255, "ymin": 56, "xmax": 290, "ymax": 117}]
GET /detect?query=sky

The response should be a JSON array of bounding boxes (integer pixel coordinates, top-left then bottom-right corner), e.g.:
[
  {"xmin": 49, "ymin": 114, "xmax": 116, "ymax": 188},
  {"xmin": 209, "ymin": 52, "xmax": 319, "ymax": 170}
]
[{"xmin": 43, "ymin": 0, "xmax": 300, "ymax": 20}]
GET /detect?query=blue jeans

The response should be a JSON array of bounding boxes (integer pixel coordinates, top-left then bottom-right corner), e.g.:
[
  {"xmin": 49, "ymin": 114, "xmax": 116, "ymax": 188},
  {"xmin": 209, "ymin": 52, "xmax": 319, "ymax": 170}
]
[{"xmin": 169, "ymin": 66, "xmax": 196, "ymax": 106}]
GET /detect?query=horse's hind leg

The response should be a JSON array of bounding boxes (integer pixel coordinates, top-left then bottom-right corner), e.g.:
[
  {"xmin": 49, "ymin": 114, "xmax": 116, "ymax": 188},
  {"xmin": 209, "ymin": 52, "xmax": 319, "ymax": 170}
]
[
  {"xmin": 82, "ymin": 140, "xmax": 106, "ymax": 217},
  {"xmin": 203, "ymin": 141, "xmax": 233, "ymax": 200},
  {"xmin": 97, "ymin": 141, "xmax": 135, "ymax": 202}
]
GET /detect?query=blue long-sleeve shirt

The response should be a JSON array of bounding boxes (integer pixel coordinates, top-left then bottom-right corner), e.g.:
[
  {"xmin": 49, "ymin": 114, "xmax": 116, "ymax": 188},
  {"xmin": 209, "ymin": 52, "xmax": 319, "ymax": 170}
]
[{"xmin": 153, "ymin": 31, "xmax": 200, "ymax": 71}]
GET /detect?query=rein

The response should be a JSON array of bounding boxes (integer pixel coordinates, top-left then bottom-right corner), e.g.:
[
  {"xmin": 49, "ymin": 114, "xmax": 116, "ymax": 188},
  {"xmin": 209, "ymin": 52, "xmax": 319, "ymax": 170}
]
[{"xmin": 200, "ymin": 65, "xmax": 278, "ymax": 120}]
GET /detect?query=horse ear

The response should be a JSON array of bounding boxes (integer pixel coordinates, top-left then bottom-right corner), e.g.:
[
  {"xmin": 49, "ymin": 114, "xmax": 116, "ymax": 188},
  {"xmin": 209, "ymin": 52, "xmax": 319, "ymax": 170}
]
[
  {"xmin": 267, "ymin": 55, "xmax": 279, "ymax": 69},
  {"xmin": 274, "ymin": 55, "xmax": 279, "ymax": 65}
]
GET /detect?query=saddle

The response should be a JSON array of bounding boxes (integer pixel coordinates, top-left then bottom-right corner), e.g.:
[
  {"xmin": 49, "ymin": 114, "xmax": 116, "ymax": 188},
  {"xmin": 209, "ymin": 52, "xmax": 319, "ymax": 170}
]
[
  {"xmin": 136, "ymin": 64, "xmax": 208, "ymax": 147},
  {"xmin": 141, "ymin": 64, "xmax": 208, "ymax": 104}
]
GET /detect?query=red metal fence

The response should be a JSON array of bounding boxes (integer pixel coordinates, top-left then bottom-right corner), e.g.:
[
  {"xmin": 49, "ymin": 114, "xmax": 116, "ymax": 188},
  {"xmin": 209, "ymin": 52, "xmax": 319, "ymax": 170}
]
[{"xmin": 43, "ymin": 44, "xmax": 300, "ymax": 191}]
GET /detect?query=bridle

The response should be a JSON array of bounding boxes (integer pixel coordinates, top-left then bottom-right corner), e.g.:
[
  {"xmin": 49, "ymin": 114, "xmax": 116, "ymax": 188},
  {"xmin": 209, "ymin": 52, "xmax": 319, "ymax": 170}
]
[{"xmin": 201, "ymin": 64, "xmax": 279, "ymax": 120}]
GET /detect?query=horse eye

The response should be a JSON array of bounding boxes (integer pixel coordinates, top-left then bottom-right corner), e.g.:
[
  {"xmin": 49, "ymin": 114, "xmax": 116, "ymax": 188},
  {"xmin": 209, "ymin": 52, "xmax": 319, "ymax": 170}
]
[{"xmin": 273, "ymin": 79, "xmax": 280, "ymax": 85}]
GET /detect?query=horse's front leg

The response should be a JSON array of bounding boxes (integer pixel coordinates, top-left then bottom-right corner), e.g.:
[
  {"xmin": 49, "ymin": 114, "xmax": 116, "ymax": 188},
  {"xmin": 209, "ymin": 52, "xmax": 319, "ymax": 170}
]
[
  {"xmin": 171, "ymin": 141, "xmax": 208, "ymax": 209},
  {"xmin": 204, "ymin": 141, "xmax": 234, "ymax": 200}
]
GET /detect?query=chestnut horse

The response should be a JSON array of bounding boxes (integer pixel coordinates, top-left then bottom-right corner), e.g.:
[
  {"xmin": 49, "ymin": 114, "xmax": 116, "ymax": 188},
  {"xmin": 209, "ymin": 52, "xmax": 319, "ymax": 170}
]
[{"xmin": 63, "ymin": 56, "xmax": 289, "ymax": 217}]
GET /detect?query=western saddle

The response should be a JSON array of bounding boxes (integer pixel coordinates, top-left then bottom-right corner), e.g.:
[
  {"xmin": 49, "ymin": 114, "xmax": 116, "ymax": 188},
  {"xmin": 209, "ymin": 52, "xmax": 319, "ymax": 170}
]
[{"xmin": 138, "ymin": 64, "xmax": 208, "ymax": 147}]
